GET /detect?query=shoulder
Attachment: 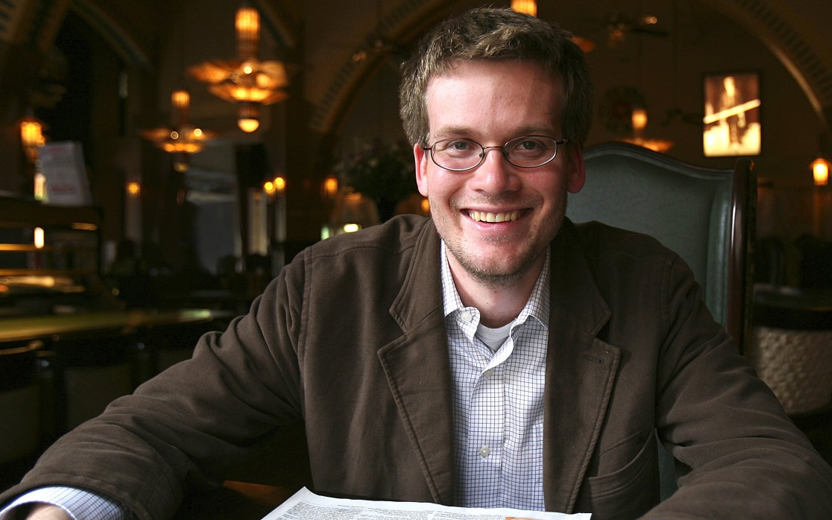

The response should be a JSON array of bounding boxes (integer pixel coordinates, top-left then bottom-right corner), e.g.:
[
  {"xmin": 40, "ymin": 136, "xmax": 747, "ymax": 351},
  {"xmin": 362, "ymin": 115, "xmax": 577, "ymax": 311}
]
[
  {"xmin": 303, "ymin": 214, "xmax": 435, "ymax": 261},
  {"xmin": 568, "ymin": 219, "xmax": 679, "ymax": 265},
  {"xmin": 276, "ymin": 215, "xmax": 439, "ymax": 299}
]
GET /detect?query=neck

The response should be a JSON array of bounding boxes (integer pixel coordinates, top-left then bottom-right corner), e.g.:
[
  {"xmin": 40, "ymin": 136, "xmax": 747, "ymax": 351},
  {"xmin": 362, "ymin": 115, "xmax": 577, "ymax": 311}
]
[{"xmin": 447, "ymin": 253, "xmax": 545, "ymax": 328}]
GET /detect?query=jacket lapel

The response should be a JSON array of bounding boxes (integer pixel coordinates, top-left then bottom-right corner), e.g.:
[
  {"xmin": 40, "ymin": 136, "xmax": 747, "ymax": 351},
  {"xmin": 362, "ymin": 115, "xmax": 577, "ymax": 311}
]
[
  {"xmin": 375, "ymin": 220, "xmax": 621, "ymax": 510},
  {"xmin": 543, "ymin": 222, "xmax": 621, "ymax": 512},
  {"xmin": 377, "ymin": 223, "xmax": 456, "ymax": 505}
]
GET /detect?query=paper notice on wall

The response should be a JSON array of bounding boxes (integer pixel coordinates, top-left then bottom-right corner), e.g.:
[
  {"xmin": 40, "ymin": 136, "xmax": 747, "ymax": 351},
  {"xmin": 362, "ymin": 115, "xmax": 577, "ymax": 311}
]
[
  {"xmin": 39, "ymin": 141, "xmax": 92, "ymax": 206},
  {"xmin": 262, "ymin": 487, "xmax": 590, "ymax": 520}
]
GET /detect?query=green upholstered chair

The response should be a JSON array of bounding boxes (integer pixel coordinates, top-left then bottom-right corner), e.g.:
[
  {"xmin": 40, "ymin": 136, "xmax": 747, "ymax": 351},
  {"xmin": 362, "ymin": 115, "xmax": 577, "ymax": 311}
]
[{"xmin": 566, "ymin": 141, "xmax": 757, "ymax": 500}]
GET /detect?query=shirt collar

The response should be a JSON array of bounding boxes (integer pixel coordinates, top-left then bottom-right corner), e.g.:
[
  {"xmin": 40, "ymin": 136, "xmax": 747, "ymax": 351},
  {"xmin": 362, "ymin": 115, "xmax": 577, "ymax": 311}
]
[{"xmin": 440, "ymin": 241, "xmax": 550, "ymax": 329}]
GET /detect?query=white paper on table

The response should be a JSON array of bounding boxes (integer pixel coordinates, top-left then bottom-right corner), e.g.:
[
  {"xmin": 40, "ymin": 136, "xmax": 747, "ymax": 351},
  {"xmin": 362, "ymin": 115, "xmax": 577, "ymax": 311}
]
[{"xmin": 262, "ymin": 487, "xmax": 591, "ymax": 520}]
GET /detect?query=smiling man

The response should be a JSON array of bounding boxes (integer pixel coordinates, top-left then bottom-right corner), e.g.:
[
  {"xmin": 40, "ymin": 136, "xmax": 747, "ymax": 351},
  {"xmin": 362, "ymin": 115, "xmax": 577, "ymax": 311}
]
[
  {"xmin": 3, "ymin": 7, "xmax": 832, "ymax": 520},
  {"xmin": 413, "ymin": 59, "xmax": 584, "ymax": 326}
]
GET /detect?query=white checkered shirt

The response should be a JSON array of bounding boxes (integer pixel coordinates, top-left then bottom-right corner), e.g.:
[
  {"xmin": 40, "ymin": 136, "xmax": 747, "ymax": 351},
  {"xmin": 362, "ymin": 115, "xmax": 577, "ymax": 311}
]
[
  {"xmin": 0, "ymin": 486, "xmax": 124, "ymax": 520},
  {"xmin": 441, "ymin": 243, "xmax": 550, "ymax": 510}
]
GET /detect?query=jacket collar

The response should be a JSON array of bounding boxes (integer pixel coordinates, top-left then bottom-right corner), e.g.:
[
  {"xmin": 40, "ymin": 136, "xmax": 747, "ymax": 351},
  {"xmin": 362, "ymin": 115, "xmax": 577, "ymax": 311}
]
[
  {"xmin": 543, "ymin": 220, "xmax": 620, "ymax": 512},
  {"xmin": 379, "ymin": 221, "xmax": 455, "ymax": 504},
  {"xmin": 379, "ymin": 218, "xmax": 621, "ymax": 511}
]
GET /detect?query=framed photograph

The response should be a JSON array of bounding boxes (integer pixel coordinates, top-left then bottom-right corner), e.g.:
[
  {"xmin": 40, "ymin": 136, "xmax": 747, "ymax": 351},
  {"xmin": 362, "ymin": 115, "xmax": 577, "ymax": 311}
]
[{"xmin": 703, "ymin": 72, "xmax": 761, "ymax": 157}]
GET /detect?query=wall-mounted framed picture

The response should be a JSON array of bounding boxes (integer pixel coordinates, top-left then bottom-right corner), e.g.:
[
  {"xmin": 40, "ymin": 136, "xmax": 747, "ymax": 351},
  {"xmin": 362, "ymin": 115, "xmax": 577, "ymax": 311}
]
[{"xmin": 703, "ymin": 72, "xmax": 761, "ymax": 157}]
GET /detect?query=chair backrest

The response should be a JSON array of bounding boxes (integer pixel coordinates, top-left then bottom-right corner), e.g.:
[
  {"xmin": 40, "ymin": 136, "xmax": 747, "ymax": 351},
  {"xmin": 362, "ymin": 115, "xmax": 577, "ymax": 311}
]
[
  {"xmin": 567, "ymin": 142, "xmax": 756, "ymax": 351},
  {"xmin": 567, "ymin": 142, "xmax": 756, "ymax": 501}
]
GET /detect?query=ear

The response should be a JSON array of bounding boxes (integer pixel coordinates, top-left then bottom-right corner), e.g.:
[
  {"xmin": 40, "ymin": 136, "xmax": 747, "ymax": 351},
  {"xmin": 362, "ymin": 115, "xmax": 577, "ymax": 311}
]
[
  {"xmin": 414, "ymin": 143, "xmax": 430, "ymax": 197},
  {"xmin": 566, "ymin": 144, "xmax": 586, "ymax": 194}
]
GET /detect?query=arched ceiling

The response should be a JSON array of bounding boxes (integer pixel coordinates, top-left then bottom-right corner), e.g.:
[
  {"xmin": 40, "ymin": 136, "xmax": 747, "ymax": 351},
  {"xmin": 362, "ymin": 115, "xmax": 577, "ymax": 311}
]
[
  {"xmin": 308, "ymin": 0, "xmax": 832, "ymax": 138},
  {"xmin": 3, "ymin": 0, "xmax": 832, "ymax": 139}
]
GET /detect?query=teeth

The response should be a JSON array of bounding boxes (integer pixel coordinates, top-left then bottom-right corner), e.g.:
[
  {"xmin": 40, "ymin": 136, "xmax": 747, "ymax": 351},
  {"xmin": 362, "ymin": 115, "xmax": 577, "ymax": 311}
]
[{"xmin": 469, "ymin": 210, "xmax": 520, "ymax": 222}]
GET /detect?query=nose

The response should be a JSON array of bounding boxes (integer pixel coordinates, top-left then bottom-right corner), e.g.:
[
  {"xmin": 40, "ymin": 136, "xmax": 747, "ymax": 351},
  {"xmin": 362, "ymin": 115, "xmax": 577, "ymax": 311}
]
[{"xmin": 469, "ymin": 147, "xmax": 520, "ymax": 194}]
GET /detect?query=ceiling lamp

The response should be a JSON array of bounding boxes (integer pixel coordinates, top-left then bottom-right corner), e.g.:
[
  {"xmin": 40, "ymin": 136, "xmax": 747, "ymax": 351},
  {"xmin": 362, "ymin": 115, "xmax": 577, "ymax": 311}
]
[
  {"xmin": 623, "ymin": 107, "xmax": 674, "ymax": 153},
  {"xmin": 141, "ymin": 89, "xmax": 217, "ymax": 172},
  {"xmin": 188, "ymin": 5, "xmax": 289, "ymax": 133},
  {"xmin": 511, "ymin": 0, "xmax": 537, "ymax": 17}
]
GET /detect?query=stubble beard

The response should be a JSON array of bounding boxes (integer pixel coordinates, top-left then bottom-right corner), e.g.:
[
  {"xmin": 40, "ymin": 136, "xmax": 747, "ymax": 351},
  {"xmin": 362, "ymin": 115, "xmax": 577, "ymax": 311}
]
[{"xmin": 433, "ymin": 195, "xmax": 567, "ymax": 290}]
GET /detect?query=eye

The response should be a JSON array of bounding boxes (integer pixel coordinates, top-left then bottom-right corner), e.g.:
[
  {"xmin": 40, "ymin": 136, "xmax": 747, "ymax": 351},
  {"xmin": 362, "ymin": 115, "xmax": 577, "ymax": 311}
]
[
  {"xmin": 510, "ymin": 137, "xmax": 553, "ymax": 157},
  {"xmin": 437, "ymin": 139, "xmax": 477, "ymax": 156}
]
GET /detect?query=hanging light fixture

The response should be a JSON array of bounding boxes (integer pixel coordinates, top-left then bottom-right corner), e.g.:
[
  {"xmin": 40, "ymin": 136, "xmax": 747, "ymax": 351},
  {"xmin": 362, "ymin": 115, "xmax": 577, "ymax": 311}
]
[
  {"xmin": 511, "ymin": 0, "xmax": 537, "ymax": 17},
  {"xmin": 141, "ymin": 89, "xmax": 218, "ymax": 172},
  {"xmin": 188, "ymin": 4, "xmax": 289, "ymax": 133}
]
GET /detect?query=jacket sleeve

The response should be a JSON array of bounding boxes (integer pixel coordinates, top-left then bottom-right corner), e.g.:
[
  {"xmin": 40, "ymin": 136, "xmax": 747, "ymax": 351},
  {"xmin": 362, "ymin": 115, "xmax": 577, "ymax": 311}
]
[
  {"xmin": 0, "ymin": 254, "xmax": 309, "ymax": 520},
  {"xmin": 646, "ymin": 254, "xmax": 832, "ymax": 519}
]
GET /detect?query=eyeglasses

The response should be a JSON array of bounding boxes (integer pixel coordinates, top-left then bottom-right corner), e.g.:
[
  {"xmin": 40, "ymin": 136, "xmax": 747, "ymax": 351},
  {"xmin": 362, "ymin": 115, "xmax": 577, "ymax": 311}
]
[{"xmin": 422, "ymin": 135, "xmax": 568, "ymax": 172}]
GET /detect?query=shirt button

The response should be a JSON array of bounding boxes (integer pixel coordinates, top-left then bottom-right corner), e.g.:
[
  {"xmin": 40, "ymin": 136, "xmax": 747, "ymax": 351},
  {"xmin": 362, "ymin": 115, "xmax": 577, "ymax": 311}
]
[
  {"xmin": 478, "ymin": 446, "xmax": 491, "ymax": 458},
  {"xmin": 482, "ymin": 368, "xmax": 494, "ymax": 378},
  {"xmin": 459, "ymin": 311, "xmax": 473, "ymax": 322}
]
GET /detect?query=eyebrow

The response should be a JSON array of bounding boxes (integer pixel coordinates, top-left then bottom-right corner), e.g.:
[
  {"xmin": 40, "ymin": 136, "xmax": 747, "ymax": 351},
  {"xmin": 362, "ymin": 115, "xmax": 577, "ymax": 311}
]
[{"xmin": 431, "ymin": 124, "xmax": 559, "ymax": 141}]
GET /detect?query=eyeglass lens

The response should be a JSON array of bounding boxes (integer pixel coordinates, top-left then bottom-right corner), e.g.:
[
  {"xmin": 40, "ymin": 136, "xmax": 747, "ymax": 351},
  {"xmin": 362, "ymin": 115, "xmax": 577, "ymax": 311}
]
[{"xmin": 429, "ymin": 136, "xmax": 562, "ymax": 171}]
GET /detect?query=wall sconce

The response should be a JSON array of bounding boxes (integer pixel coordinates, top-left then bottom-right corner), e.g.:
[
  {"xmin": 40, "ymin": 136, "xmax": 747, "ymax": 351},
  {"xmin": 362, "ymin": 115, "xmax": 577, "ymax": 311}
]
[
  {"xmin": 263, "ymin": 175, "xmax": 286, "ymax": 197},
  {"xmin": 19, "ymin": 114, "xmax": 47, "ymax": 163},
  {"xmin": 812, "ymin": 157, "xmax": 830, "ymax": 186},
  {"xmin": 623, "ymin": 107, "xmax": 674, "ymax": 153},
  {"xmin": 126, "ymin": 181, "xmax": 141, "ymax": 196},
  {"xmin": 511, "ymin": 0, "xmax": 537, "ymax": 16},
  {"xmin": 322, "ymin": 176, "xmax": 339, "ymax": 198},
  {"xmin": 188, "ymin": 4, "xmax": 289, "ymax": 133}
]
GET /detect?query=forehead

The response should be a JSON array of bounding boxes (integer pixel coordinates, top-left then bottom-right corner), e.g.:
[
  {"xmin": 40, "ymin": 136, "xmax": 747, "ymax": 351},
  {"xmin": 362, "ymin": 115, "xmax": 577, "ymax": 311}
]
[{"xmin": 424, "ymin": 60, "xmax": 564, "ymax": 137}]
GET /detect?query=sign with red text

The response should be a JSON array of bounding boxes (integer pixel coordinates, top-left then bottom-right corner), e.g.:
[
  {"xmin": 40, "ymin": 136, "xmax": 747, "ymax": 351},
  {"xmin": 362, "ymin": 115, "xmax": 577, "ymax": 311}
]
[{"xmin": 39, "ymin": 141, "xmax": 92, "ymax": 206}]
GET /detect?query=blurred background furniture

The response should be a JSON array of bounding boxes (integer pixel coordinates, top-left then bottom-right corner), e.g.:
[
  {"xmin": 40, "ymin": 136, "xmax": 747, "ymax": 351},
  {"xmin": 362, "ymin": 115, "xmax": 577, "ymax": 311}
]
[{"xmin": 748, "ymin": 285, "xmax": 832, "ymax": 456}]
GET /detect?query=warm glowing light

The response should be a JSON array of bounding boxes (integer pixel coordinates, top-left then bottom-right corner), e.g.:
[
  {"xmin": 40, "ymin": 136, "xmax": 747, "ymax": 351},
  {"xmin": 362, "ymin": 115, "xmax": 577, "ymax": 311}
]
[
  {"xmin": 71, "ymin": 222, "xmax": 98, "ymax": 231},
  {"xmin": 188, "ymin": 5, "xmax": 288, "ymax": 133},
  {"xmin": 274, "ymin": 176, "xmax": 286, "ymax": 193},
  {"xmin": 171, "ymin": 90, "xmax": 190, "ymax": 112},
  {"xmin": 631, "ymin": 108, "xmax": 648, "ymax": 132},
  {"xmin": 238, "ymin": 118, "xmax": 260, "ymax": 133},
  {"xmin": 342, "ymin": 223, "xmax": 361, "ymax": 233},
  {"xmin": 421, "ymin": 198, "xmax": 430, "ymax": 215},
  {"xmin": 34, "ymin": 173, "xmax": 47, "ymax": 201},
  {"xmin": 263, "ymin": 181, "xmax": 276, "ymax": 195},
  {"xmin": 34, "ymin": 228, "xmax": 45, "ymax": 249},
  {"xmin": 236, "ymin": 6, "xmax": 260, "ymax": 60},
  {"xmin": 624, "ymin": 107, "xmax": 673, "ymax": 153},
  {"xmin": 571, "ymin": 36, "xmax": 596, "ymax": 53},
  {"xmin": 323, "ymin": 176, "xmax": 339, "ymax": 198},
  {"xmin": 511, "ymin": 0, "xmax": 537, "ymax": 16},
  {"xmin": 20, "ymin": 115, "xmax": 46, "ymax": 163},
  {"xmin": 142, "ymin": 89, "xmax": 217, "ymax": 169},
  {"xmin": 173, "ymin": 155, "xmax": 190, "ymax": 173},
  {"xmin": 127, "ymin": 182, "xmax": 141, "ymax": 196},
  {"xmin": 812, "ymin": 157, "xmax": 830, "ymax": 186}
]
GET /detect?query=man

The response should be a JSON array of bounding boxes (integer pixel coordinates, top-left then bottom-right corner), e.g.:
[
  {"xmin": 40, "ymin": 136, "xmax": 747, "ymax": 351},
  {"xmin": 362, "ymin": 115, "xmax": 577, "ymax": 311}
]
[{"xmin": 3, "ymin": 7, "xmax": 832, "ymax": 520}]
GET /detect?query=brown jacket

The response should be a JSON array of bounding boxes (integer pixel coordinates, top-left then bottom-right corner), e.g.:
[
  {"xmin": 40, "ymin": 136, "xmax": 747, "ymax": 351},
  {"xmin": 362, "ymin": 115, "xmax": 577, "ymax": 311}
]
[{"xmin": 4, "ymin": 216, "xmax": 832, "ymax": 519}]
